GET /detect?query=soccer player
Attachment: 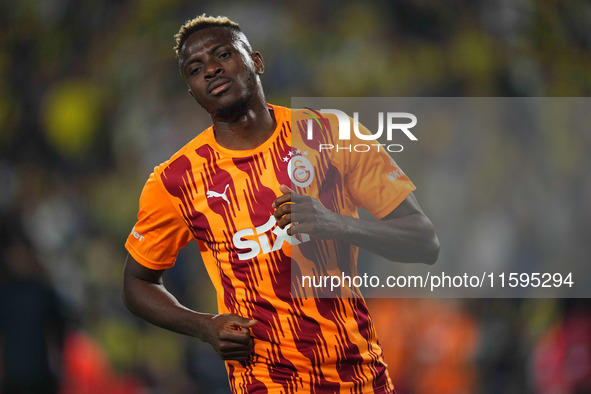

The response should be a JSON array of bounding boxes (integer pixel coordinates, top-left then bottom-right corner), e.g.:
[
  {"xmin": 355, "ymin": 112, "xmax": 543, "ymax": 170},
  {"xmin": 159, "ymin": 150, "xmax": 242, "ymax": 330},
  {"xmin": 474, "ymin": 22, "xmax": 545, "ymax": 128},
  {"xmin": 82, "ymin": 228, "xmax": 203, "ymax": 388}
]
[{"xmin": 123, "ymin": 15, "xmax": 439, "ymax": 393}]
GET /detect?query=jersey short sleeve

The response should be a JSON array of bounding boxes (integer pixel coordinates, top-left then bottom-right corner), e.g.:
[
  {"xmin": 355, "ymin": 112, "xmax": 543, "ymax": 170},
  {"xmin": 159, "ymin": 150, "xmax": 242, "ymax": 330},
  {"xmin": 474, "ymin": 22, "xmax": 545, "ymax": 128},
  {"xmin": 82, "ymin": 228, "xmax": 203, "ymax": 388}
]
[
  {"xmin": 345, "ymin": 123, "xmax": 416, "ymax": 219},
  {"xmin": 125, "ymin": 171, "xmax": 193, "ymax": 270}
]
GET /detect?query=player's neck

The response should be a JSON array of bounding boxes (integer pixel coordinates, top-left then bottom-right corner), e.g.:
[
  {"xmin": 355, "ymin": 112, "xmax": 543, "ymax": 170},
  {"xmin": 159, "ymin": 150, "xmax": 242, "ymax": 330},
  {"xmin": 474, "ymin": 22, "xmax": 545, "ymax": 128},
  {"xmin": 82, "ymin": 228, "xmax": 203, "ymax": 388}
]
[{"xmin": 211, "ymin": 98, "xmax": 277, "ymax": 151}]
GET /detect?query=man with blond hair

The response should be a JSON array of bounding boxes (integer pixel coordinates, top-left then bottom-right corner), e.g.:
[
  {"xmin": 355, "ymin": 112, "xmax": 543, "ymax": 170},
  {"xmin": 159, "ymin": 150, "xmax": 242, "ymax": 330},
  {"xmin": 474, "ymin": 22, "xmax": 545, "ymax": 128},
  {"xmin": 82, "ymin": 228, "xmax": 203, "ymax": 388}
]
[{"xmin": 123, "ymin": 14, "xmax": 438, "ymax": 393}]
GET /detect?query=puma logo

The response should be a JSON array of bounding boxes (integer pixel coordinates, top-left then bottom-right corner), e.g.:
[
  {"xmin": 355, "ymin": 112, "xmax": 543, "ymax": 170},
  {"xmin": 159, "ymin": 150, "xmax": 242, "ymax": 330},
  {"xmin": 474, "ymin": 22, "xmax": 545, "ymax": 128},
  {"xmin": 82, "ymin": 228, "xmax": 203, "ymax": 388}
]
[{"xmin": 206, "ymin": 184, "xmax": 230, "ymax": 204}]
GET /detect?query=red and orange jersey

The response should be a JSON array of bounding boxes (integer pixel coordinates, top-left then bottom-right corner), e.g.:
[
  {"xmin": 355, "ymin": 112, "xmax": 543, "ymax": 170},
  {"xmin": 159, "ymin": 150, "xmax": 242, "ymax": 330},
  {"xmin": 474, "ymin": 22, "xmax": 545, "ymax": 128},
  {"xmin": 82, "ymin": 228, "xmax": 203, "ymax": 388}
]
[{"xmin": 126, "ymin": 104, "xmax": 415, "ymax": 393}]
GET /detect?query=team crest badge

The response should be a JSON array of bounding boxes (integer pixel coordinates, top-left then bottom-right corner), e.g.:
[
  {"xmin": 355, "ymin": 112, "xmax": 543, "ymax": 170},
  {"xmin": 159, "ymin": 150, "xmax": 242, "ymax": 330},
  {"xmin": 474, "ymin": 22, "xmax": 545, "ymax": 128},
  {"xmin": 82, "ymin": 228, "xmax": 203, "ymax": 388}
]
[{"xmin": 285, "ymin": 149, "xmax": 314, "ymax": 188}]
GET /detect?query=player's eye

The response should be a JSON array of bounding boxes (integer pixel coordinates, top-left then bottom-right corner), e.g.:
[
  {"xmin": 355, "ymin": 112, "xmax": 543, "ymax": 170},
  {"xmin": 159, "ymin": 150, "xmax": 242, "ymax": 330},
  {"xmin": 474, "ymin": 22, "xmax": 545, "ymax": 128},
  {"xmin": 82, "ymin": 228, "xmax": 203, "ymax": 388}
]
[
  {"xmin": 219, "ymin": 51, "xmax": 231, "ymax": 59},
  {"xmin": 190, "ymin": 66, "xmax": 202, "ymax": 75}
]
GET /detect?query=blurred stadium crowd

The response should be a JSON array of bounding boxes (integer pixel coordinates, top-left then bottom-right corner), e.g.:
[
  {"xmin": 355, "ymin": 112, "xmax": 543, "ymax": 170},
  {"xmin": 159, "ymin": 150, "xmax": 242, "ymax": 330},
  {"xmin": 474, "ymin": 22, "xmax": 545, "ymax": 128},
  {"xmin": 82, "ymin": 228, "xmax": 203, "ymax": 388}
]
[{"xmin": 1, "ymin": 0, "xmax": 591, "ymax": 393}]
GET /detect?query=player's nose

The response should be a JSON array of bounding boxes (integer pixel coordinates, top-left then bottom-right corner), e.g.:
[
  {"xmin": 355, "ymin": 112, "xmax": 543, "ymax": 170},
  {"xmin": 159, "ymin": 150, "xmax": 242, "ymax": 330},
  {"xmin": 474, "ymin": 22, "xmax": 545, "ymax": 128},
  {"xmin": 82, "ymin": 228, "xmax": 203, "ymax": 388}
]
[{"xmin": 204, "ymin": 61, "xmax": 223, "ymax": 79}]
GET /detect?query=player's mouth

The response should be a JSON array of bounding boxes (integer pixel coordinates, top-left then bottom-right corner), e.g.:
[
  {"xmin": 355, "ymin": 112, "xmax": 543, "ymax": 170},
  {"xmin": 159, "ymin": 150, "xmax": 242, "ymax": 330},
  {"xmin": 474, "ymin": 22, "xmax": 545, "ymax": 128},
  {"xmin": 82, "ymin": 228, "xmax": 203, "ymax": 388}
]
[{"xmin": 208, "ymin": 78, "xmax": 232, "ymax": 96}]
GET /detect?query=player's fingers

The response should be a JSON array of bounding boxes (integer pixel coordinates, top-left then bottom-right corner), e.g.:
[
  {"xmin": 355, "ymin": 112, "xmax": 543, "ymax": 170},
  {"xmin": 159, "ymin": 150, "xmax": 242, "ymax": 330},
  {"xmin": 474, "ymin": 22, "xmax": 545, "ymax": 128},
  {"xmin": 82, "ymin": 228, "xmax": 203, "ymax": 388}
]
[
  {"xmin": 280, "ymin": 184, "xmax": 308, "ymax": 203},
  {"xmin": 220, "ymin": 329, "xmax": 252, "ymax": 344},
  {"xmin": 277, "ymin": 214, "xmax": 292, "ymax": 229},
  {"xmin": 218, "ymin": 342, "xmax": 252, "ymax": 357},
  {"xmin": 272, "ymin": 193, "xmax": 291, "ymax": 208},
  {"xmin": 221, "ymin": 349, "xmax": 252, "ymax": 361},
  {"xmin": 226, "ymin": 315, "xmax": 257, "ymax": 328},
  {"xmin": 218, "ymin": 340, "xmax": 247, "ymax": 351},
  {"xmin": 218, "ymin": 336, "xmax": 255, "ymax": 360},
  {"xmin": 273, "ymin": 203, "xmax": 292, "ymax": 220},
  {"xmin": 288, "ymin": 223, "xmax": 302, "ymax": 236},
  {"xmin": 288, "ymin": 222, "xmax": 313, "ymax": 237},
  {"xmin": 238, "ymin": 319, "xmax": 258, "ymax": 328}
]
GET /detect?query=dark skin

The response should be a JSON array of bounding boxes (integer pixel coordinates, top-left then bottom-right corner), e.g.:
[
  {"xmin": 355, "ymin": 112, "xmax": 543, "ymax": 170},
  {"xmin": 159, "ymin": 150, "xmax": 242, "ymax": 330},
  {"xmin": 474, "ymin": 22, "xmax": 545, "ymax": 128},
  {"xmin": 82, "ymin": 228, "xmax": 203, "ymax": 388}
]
[
  {"xmin": 273, "ymin": 185, "xmax": 439, "ymax": 264},
  {"xmin": 180, "ymin": 26, "xmax": 275, "ymax": 149},
  {"xmin": 123, "ymin": 255, "xmax": 256, "ymax": 361},
  {"xmin": 123, "ymin": 25, "xmax": 439, "ymax": 363}
]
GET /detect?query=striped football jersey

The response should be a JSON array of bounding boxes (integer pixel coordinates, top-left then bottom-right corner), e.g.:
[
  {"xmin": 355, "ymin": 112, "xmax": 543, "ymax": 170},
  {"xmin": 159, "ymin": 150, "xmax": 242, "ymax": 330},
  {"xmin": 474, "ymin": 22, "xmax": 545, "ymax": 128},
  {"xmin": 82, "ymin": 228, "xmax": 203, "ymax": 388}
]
[{"xmin": 126, "ymin": 104, "xmax": 415, "ymax": 393}]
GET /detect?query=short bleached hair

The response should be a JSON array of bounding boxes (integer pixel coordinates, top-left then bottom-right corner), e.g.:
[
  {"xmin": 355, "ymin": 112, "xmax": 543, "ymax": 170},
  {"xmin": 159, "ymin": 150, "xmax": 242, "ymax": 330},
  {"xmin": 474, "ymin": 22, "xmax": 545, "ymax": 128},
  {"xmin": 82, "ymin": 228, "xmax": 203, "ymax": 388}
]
[{"xmin": 174, "ymin": 14, "xmax": 245, "ymax": 58}]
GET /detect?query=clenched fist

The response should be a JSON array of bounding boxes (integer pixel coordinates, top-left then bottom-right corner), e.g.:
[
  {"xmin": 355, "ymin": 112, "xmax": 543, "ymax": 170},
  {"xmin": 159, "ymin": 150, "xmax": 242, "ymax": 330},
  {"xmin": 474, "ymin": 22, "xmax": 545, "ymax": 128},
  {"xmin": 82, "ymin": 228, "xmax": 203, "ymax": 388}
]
[{"xmin": 203, "ymin": 313, "xmax": 258, "ymax": 362}]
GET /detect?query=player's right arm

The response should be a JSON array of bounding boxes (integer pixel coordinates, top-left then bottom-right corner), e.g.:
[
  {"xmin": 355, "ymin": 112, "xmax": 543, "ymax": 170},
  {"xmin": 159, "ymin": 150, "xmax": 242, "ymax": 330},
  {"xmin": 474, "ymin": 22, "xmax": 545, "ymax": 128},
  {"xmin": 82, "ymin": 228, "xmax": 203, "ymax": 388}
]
[
  {"xmin": 124, "ymin": 170, "xmax": 256, "ymax": 361},
  {"xmin": 123, "ymin": 253, "xmax": 257, "ymax": 361}
]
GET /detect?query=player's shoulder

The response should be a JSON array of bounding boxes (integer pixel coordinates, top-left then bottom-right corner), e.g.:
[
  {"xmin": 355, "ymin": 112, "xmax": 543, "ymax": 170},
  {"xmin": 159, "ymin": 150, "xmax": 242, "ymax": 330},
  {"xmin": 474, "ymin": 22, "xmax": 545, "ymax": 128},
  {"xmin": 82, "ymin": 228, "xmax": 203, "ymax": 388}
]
[
  {"xmin": 290, "ymin": 107, "xmax": 342, "ymax": 129},
  {"xmin": 152, "ymin": 125, "xmax": 215, "ymax": 177}
]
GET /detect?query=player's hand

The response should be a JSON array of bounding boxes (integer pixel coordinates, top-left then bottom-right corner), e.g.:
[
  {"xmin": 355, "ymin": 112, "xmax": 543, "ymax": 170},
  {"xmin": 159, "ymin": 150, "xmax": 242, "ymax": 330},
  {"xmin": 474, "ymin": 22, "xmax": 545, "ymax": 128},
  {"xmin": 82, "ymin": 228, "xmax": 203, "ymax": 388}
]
[
  {"xmin": 203, "ymin": 313, "xmax": 258, "ymax": 362},
  {"xmin": 272, "ymin": 184, "xmax": 343, "ymax": 239}
]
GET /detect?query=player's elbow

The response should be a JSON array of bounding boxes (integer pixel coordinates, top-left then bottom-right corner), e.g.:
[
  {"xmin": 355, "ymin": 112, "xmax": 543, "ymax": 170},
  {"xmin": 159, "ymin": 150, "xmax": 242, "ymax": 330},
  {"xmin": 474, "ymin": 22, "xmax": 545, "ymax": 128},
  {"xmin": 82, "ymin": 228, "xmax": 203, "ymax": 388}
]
[
  {"xmin": 417, "ymin": 217, "xmax": 440, "ymax": 265},
  {"xmin": 422, "ymin": 231, "xmax": 440, "ymax": 265},
  {"xmin": 122, "ymin": 278, "xmax": 134, "ymax": 313},
  {"xmin": 122, "ymin": 271, "xmax": 141, "ymax": 315},
  {"xmin": 122, "ymin": 281, "xmax": 145, "ymax": 319}
]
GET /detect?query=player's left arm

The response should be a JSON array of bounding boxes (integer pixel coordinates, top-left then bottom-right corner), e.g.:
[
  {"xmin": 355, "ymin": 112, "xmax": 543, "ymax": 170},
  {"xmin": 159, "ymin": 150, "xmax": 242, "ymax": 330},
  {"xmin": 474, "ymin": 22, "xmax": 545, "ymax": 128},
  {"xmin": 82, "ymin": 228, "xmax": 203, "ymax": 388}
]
[{"xmin": 273, "ymin": 185, "xmax": 439, "ymax": 264}]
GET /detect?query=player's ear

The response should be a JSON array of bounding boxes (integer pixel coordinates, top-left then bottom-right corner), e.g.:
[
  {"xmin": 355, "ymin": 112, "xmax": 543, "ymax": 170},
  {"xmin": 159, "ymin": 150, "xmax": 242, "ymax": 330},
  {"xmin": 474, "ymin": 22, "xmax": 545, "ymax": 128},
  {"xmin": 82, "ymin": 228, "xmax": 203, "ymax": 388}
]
[{"xmin": 251, "ymin": 51, "xmax": 264, "ymax": 75}]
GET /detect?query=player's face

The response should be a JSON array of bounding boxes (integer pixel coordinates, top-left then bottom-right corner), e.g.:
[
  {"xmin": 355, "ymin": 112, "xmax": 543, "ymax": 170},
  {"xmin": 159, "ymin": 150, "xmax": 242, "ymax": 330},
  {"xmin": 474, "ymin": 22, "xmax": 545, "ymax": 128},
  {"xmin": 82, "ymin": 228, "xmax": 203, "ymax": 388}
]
[{"xmin": 179, "ymin": 27, "xmax": 264, "ymax": 119}]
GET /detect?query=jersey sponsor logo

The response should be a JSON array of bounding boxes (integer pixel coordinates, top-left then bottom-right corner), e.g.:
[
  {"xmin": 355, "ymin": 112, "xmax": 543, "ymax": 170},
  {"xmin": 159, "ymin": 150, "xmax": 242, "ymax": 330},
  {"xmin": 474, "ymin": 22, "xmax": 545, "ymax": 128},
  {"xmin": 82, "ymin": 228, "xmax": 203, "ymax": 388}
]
[
  {"xmin": 387, "ymin": 168, "xmax": 405, "ymax": 182},
  {"xmin": 206, "ymin": 184, "xmax": 230, "ymax": 204},
  {"xmin": 232, "ymin": 215, "xmax": 310, "ymax": 260},
  {"xmin": 387, "ymin": 157, "xmax": 405, "ymax": 182},
  {"xmin": 287, "ymin": 152, "xmax": 314, "ymax": 188},
  {"xmin": 131, "ymin": 228, "xmax": 144, "ymax": 241}
]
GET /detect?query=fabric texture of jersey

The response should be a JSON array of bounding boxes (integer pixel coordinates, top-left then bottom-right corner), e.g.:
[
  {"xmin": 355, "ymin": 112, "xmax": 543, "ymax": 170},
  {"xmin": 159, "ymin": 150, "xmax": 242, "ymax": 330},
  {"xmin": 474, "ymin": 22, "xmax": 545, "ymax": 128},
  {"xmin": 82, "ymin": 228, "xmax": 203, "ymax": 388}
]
[{"xmin": 126, "ymin": 104, "xmax": 415, "ymax": 393}]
